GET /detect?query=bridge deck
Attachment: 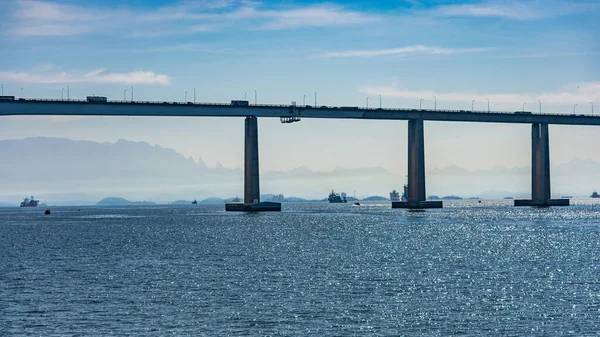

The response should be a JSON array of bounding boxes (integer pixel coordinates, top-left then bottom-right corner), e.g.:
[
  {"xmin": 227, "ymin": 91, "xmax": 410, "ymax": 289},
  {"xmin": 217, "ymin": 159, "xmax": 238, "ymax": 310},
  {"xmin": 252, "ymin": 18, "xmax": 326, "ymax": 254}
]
[{"xmin": 1, "ymin": 99, "xmax": 599, "ymax": 125}]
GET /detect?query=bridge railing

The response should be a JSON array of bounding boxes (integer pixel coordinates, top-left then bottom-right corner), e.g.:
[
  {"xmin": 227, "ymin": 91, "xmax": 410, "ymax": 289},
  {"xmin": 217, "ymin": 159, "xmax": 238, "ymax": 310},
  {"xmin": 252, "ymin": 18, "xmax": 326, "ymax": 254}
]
[{"xmin": 4, "ymin": 98, "xmax": 595, "ymax": 117}]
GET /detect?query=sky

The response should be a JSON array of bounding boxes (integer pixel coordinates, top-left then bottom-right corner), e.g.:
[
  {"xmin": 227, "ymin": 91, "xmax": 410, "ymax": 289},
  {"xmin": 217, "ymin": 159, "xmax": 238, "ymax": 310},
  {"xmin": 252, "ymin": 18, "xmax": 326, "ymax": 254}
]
[{"xmin": 0, "ymin": 0, "xmax": 599, "ymax": 175}]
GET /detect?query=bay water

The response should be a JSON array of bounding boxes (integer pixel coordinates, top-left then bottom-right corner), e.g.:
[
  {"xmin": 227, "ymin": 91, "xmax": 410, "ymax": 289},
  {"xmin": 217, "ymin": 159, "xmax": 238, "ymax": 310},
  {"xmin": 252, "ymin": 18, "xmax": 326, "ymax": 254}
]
[{"xmin": 1, "ymin": 201, "xmax": 599, "ymax": 335}]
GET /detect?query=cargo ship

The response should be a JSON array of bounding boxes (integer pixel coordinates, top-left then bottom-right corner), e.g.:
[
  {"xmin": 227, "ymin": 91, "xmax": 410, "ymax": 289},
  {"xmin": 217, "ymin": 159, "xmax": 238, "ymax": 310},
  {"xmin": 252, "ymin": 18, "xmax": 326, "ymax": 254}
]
[
  {"xmin": 391, "ymin": 185, "xmax": 409, "ymax": 201},
  {"xmin": 20, "ymin": 196, "xmax": 39, "ymax": 207},
  {"xmin": 328, "ymin": 190, "xmax": 347, "ymax": 203},
  {"xmin": 591, "ymin": 191, "xmax": 599, "ymax": 198}
]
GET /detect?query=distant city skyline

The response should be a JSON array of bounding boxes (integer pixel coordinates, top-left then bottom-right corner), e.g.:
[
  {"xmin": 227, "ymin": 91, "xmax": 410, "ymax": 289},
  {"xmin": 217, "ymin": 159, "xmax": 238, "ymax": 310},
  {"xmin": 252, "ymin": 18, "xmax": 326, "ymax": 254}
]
[{"xmin": 0, "ymin": 0, "xmax": 598, "ymax": 173}]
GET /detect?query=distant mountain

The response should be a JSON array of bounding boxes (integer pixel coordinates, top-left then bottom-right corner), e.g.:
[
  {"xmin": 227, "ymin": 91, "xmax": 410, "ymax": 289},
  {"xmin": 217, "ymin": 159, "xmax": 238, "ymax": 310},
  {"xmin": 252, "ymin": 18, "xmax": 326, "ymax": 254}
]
[
  {"xmin": 201, "ymin": 197, "xmax": 225, "ymax": 204},
  {"xmin": 428, "ymin": 159, "xmax": 600, "ymax": 198},
  {"xmin": 429, "ymin": 159, "xmax": 600, "ymax": 176},
  {"xmin": 0, "ymin": 137, "xmax": 597, "ymax": 203},
  {"xmin": 96, "ymin": 197, "xmax": 156, "ymax": 205},
  {"xmin": 362, "ymin": 196, "xmax": 388, "ymax": 201},
  {"xmin": 263, "ymin": 166, "xmax": 391, "ymax": 180},
  {"xmin": 171, "ymin": 200, "xmax": 192, "ymax": 205}
]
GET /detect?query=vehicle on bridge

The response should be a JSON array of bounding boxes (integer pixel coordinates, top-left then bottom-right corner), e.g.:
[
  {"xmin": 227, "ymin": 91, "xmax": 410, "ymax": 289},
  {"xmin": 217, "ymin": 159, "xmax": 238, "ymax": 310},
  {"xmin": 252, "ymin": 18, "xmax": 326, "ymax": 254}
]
[
  {"xmin": 0, "ymin": 96, "xmax": 15, "ymax": 101},
  {"xmin": 514, "ymin": 111, "xmax": 532, "ymax": 114},
  {"xmin": 231, "ymin": 100, "xmax": 249, "ymax": 106},
  {"xmin": 86, "ymin": 96, "xmax": 107, "ymax": 103}
]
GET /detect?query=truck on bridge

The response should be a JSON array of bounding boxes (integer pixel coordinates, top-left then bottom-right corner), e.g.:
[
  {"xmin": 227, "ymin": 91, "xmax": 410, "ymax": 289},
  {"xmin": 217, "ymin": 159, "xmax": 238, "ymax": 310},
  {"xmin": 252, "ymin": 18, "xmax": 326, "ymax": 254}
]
[{"xmin": 86, "ymin": 96, "xmax": 107, "ymax": 103}]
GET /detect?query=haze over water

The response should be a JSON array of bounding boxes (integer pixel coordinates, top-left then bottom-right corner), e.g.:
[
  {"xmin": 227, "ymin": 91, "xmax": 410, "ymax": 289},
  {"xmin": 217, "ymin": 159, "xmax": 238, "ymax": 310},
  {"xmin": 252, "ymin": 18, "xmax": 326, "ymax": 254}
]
[{"xmin": 1, "ymin": 201, "xmax": 599, "ymax": 335}]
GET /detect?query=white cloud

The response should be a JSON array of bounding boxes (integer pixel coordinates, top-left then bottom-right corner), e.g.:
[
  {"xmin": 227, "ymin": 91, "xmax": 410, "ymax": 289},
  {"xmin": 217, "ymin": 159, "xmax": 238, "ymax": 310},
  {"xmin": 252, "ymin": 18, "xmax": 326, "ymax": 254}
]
[
  {"xmin": 256, "ymin": 5, "xmax": 379, "ymax": 30},
  {"xmin": 15, "ymin": 0, "xmax": 102, "ymax": 21},
  {"xmin": 9, "ymin": 0, "xmax": 379, "ymax": 37},
  {"xmin": 11, "ymin": 0, "xmax": 125, "ymax": 36},
  {"xmin": 432, "ymin": 0, "xmax": 598, "ymax": 20},
  {"xmin": 492, "ymin": 51, "xmax": 600, "ymax": 59},
  {"xmin": 361, "ymin": 82, "xmax": 600, "ymax": 108},
  {"xmin": 0, "ymin": 68, "xmax": 171, "ymax": 85},
  {"xmin": 136, "ymin": 43, "xmax": 230, "ymax": 54},
  {"xmin": 324, "ymin": 45, "xmax": 491, "ymax": 57}
]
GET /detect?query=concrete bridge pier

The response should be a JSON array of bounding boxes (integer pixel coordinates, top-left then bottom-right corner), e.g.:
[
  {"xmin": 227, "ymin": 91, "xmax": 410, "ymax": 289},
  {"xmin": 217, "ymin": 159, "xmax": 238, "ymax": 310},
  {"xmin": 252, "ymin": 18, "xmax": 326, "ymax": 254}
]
[
  {"xmin": 226, "ymin": 116, "xmax": 281, "ymax": 212},
  {"xmin": 393, "ymin": 119, "xmax": 443, "ymax": 209},
  {"xmin": 515, "ymin": 123, "xmax": 569, "ymax": 207}
]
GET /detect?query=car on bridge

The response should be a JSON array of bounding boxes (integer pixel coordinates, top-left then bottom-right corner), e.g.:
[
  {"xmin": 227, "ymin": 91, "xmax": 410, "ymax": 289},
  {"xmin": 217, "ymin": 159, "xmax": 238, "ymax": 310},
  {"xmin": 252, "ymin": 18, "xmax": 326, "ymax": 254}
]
[
  {"xmin": 0, "ymin": 96, "xmax": 15, "ymax": 101},
  {"xmin": 514, "ymin": 111, "xmax": 532, "ymax": 114},
  {"xmin": 231, "ymin": 100, "xmax": 249, "ymax": 106}
]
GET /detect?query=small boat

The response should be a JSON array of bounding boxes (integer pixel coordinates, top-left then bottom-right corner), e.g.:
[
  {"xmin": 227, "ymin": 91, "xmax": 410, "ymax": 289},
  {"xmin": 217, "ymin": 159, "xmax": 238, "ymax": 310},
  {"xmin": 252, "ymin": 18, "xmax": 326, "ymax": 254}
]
[
  {"xmin": 591, "ymin": 191, "xmax": 599, "ymax": 198},
  {"xmin": 191, "ymin": 199, "xmax": 198, "ymax": 205},
  {"xmin": 44, "ymin": 209, "xmax": 51, "ymax": 215},
  {"xmin": 353, "ymin": 202, "xmax": 360, "ymax": 206}
]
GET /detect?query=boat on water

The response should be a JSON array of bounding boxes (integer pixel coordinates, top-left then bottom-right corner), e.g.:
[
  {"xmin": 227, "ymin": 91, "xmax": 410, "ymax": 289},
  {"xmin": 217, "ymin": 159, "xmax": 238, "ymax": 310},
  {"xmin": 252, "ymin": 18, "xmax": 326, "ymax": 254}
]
[
  {"xmin": 191, "ymin": 199, "xmax": 198, "ymax": 205},
  {"xmin": 390, "ymin": 185, "xmax": 408, "ymax": 201},
  {"xmin": 353, "ymin": 202, "xmax": 361, "ymax": 206},
  {"xmin": 20, "ymin": 196, "xmax": 39, "ymax": 207},
  {"xmin": 591, "ymin": 191, "xmax": 600, "ymax": 198},
  {"xmin": 328, "ymin": 190, "xmax": 347, "ymax": 203}
]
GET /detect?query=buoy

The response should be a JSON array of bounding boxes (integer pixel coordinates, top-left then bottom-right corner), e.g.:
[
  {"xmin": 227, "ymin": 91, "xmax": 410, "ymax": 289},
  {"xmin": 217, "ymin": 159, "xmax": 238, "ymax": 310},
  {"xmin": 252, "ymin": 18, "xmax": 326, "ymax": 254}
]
[{"xmin": 44, "ymin": 209, "xmax": 51, "ymax": 215}]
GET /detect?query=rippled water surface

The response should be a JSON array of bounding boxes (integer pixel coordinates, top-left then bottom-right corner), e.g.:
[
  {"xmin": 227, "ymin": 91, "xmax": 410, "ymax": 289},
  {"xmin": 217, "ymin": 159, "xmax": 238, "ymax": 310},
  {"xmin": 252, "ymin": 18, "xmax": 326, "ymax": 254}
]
[{"xmin": 1, "ymin": 201, "xmax": 599, "ymax": 336}]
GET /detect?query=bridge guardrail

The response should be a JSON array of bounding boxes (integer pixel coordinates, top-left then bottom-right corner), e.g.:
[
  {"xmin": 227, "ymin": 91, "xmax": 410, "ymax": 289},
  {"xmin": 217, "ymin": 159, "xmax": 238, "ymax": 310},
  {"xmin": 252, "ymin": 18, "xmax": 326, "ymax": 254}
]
[{"xmin": 2, "ymin": 98, "xmax": 595, "ymax": 117}]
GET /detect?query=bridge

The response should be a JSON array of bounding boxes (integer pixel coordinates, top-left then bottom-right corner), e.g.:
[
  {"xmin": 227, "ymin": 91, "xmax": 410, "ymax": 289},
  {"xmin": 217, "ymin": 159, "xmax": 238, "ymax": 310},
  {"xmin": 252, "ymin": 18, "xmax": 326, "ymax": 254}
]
[{"xmin": 2, "ymin": 98, "xmax": 599, "ymax": 211}]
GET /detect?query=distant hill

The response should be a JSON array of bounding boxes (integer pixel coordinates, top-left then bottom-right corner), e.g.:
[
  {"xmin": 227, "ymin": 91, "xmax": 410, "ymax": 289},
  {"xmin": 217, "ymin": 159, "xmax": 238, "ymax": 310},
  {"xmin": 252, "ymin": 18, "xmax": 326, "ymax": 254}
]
[
  {"xmin": 96, "ymin": 197, "xmax": 156, "ymax": 206},
  {"xmin": 0, "ymin": 137, "xmax": 598, "ymax": 203},
  {"xmin": 0, "ymin": 137, "xmax": 396, "ymax": 202},
  {"xmin": 362, "ymin": 196, "xmax": 388, "ymax": 201},
  {"xmin": 171, "ymin": 200, "xmax": 192, "ymax": 205},
  {"xmin": 201, "ymin": 197, "xmax": 225, "ymax": 204}
]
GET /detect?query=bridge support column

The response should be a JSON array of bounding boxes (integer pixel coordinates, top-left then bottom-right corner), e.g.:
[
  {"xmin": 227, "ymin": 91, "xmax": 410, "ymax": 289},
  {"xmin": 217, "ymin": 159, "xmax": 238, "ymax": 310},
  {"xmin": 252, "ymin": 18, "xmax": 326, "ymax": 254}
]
[
  {"xmin": 515, "ymin": 123, "xmax": 569, "ymax": 207},
  {"xmin": 393, "ymin": 119, "xmax": 443, "ymax": 209},
  {"xmin": 226, "ymin": 116, "xmax": 281, "ymax": 212}
]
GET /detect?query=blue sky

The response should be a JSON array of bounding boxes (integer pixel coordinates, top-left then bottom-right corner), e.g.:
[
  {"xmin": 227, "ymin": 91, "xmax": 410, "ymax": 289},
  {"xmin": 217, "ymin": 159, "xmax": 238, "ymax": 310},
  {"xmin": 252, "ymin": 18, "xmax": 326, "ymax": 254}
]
[{"xmin": 0, "ymin": 0, "xmax": 599, "ymax": 173}]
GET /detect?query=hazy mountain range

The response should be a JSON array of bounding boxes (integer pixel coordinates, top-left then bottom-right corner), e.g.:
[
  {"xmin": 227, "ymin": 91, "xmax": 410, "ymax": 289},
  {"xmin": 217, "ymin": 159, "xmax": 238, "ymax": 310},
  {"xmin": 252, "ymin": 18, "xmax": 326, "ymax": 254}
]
[{"xmin": 0, "ymin": 137, "xmax": 598, "ymax": 205}]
